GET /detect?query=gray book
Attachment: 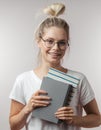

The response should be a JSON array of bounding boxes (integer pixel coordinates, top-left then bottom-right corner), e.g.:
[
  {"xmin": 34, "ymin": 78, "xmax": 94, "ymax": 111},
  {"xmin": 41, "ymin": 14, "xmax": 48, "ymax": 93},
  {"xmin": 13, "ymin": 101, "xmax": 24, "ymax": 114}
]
[{"xmin": 32, "ymin": 77, "xmax": 74, "ymax": 124}]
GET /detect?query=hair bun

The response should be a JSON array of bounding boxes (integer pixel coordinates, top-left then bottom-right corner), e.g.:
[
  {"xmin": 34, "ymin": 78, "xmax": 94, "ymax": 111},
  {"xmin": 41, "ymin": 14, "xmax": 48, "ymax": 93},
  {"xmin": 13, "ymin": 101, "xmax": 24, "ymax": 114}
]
[{"xmin": 43, "ymin": 3, "xmax": 65, "ymax": 17}]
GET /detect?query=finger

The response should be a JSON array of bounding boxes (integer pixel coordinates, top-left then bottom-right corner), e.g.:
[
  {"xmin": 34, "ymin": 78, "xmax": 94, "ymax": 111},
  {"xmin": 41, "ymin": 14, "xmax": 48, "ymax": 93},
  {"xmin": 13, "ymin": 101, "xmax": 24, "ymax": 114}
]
[
  {"xmin": 34, "ymin": 100, "xmax": 50, "ymax": 105},
  {"xmin": 32, "ymin": 102, "xmax": 48, "ymax": 107},
  {"xmin": 33, "ymin": 95, "xmax": 51, "ymax": 100},
  {"xmin": 55, "ymin": 110, "xmax": 74, "ymax": 115},
  {"xmin": 55, "ymin": 112, "xmax": 74, "ymax": 121},
  {"xmin": 31, "ymin": 98, "xmax": 50, "ymax": 107},
  {"xmin": 55, "ymin": 112, "xmax": 74, "ymax": 117},
  {"xmin": 31, "ymin": 102, "xmax": 45, "ymax": 108},
  {"xmin": 32, "ymin": 101, "xmax": 50, "ymax": 108},
  {"xmin": 57, "ymin": 106, "xmax": 73, "ymax": 111},
  {"xmin": 56, "ymin": 115, "xmax": 73, "ymax": 120},
  {"xmin": 34, "ymin": 90, "xmax": 48, "ymax": 96}
]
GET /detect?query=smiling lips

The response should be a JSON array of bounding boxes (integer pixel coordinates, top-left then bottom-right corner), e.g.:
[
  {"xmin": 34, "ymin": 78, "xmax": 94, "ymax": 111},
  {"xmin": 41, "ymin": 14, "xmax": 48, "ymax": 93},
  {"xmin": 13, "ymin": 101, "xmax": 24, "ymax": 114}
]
[{"xmin": 48, "ymin": 52, "xmax": 61, "ymax": 58}]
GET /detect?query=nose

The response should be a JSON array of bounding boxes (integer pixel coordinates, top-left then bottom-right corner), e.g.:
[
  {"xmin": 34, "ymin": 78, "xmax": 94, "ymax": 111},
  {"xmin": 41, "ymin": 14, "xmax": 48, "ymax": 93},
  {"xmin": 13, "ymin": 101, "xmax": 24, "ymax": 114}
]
[{"xmin": 51, "ymin": 43, "xmax": 59, "ymax": 50}]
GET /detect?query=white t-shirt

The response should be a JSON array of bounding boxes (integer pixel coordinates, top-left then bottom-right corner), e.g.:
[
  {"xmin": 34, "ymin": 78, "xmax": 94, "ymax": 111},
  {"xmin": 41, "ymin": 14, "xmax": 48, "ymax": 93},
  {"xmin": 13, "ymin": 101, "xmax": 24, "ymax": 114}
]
[{"xmin": 9, "ymin": 70, "xmax": 95, "ymax": 130}]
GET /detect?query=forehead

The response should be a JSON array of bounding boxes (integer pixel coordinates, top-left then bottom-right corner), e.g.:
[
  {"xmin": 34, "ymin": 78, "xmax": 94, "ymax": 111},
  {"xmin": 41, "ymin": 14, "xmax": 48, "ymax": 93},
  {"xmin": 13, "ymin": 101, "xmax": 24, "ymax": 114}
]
[{"xmin": 43, "ymin": 27, "xmax": 67, "ymax": 40}]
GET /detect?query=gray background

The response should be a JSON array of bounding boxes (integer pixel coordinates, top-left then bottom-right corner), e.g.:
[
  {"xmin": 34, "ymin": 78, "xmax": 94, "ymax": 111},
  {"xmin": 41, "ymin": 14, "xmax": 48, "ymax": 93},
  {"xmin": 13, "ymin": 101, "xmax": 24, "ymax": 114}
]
[{"xmin": 0, "ymin": 0, "xmax": 101, "ymax": 130}]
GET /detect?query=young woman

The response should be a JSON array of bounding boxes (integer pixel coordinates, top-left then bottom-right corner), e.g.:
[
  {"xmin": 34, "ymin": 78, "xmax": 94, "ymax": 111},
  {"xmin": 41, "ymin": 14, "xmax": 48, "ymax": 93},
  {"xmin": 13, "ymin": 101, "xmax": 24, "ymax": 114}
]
[{"xmin": 9, "ymin": 3, "xmax": 100, "ymax": 130}]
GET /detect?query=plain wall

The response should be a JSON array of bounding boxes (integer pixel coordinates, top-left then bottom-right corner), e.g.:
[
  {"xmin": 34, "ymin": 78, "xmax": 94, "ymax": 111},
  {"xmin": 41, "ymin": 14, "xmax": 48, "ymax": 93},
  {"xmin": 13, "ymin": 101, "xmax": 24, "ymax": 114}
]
[{"xmin": 0, "ymin": 0, "xmax": 101, "ymax": 130}]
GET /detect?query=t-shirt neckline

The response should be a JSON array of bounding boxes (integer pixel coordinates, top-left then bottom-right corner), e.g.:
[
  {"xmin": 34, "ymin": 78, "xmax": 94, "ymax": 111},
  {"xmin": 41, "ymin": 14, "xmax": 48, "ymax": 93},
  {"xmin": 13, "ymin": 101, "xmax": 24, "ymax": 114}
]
[
  {"xmin": 31, "ymin": 70, "xmax": 42, "ymax": 83},
  {"xmin": 31, "ymin": 69, "xmax": 70, "ymax": 82}
]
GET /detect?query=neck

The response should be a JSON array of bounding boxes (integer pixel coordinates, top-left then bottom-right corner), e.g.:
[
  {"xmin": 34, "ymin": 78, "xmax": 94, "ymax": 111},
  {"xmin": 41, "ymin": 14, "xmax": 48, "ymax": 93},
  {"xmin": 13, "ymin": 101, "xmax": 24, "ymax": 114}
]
[
  {"xmin": 34, "ymin": 62, "xmax": 67, "ymax": 79},
  {"xmin": 40, "ymin": 62, "xmax": 62, "ymax": 71}
]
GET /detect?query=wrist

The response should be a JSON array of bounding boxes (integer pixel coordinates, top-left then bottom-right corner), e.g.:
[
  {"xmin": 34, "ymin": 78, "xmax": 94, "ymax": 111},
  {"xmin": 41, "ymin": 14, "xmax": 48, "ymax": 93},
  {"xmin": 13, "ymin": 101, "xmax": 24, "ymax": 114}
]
[
  {"xmin": 65, "ymin": 118, "xmax": 74, "ymax": 125},
  {"xmin": 66, "ymin": 116, "xmax": 77, "ymax": 125},
  {"xmin": 23, "ymin": 105, "xmax": 32, "ymax": 115}
]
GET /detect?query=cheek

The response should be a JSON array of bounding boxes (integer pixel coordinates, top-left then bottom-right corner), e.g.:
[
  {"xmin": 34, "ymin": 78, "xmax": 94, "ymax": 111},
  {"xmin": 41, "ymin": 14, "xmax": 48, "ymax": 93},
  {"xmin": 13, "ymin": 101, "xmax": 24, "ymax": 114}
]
[
  {"xmin": 61, "ymin": 49, "xmax": 66, "ymax": 56},
  {"xmin": 40, "ymin": 47, "xmax": 49, "ymax": 55}
]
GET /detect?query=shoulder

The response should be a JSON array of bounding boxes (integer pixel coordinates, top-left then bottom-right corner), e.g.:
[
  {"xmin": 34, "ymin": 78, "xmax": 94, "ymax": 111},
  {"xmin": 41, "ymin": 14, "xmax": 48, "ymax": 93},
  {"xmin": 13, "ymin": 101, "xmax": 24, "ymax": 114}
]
[
  {"xmin": 68, "ymin": 69, "xmax": 86, "ymax": 81},
  {"xmin": 15, "ymin": 70, "xmax": 33, "ymax": 82},
  {"xmin": 67, "ymin": 69, "xmax": 90, "ymax": 88}
]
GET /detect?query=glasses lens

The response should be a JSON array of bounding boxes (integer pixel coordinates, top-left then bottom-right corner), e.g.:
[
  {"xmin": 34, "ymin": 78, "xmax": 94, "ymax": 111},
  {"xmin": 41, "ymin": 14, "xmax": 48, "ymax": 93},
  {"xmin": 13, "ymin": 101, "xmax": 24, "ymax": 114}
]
[
  {"xmin": 45, "ymin": 39, "xmax": 54, "ymax": 47},
  {"xmin": 58, "ymin": 41, "xmax": 68, "ymax": 49},
  {"xmin": 41, "ymin": 36, "xmax": 69, "ymax": 49}
]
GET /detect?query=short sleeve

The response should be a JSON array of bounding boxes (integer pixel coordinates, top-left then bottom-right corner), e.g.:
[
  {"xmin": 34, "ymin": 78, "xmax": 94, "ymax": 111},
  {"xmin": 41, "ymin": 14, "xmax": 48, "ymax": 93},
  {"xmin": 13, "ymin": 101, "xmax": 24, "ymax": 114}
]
[
  {"xmin": 79, "ymin": 75, "xmax": 95, "ymax": 106},
  {"xmin": 9, "ymin": 77, "xmax": 26, "ymax": 105}
]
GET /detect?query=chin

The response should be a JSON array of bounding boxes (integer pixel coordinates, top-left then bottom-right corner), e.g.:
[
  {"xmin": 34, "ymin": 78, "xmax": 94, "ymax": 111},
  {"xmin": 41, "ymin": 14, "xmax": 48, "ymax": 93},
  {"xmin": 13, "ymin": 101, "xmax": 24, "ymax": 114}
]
[
  {"xmin": 46, "ymin": 55, "xmax": 62, "ymax": 64},
  {"xmin": 49, "ymin": 59, "xmax": 60, "ymax": 64}
]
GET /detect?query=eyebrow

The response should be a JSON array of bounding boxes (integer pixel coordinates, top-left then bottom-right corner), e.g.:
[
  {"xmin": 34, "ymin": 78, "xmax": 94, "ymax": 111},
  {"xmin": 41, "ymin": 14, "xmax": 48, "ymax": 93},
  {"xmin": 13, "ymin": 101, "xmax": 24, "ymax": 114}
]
[{"xmin": 45, "ymin": 37, "xmax": 67, "ymax": 41}]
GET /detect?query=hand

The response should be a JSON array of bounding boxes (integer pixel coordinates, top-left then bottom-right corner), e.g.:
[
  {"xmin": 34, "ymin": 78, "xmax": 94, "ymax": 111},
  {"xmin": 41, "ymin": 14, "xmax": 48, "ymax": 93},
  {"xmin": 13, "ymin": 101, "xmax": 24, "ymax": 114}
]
[
  {"xmin": 26, "ymin": 90, "xmax": 51, "ymax": 113},
  {"xmin": 55, "ymin": 106, "xmax": 74, "ymax": 124}
]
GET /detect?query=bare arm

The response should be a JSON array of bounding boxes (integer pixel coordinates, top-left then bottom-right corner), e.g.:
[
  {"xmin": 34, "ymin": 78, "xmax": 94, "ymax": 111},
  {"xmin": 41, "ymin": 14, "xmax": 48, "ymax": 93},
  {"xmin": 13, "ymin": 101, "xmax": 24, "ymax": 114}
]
[
  {"xmin": 55, "ymin": 98, "xmax": 100, "ymax": 128},
  {"xmin": 72, "ymin": 98, "xmax": 100, "ymax": 128},
  {"xmin": 9, "ymin": 90, "xmax": 50, "ymax": 130},
  {"xmin": 9, "ymin": 100, "xmax": 30, "ymax": 130}
]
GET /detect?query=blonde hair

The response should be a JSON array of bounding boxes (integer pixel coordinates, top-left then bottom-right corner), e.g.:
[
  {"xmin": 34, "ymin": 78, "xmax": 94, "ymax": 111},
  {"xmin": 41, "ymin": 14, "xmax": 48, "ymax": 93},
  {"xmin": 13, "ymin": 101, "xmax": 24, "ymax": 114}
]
[
  {"xmin": 43, "ymin": 3, "xmax": 65, "ymax": 17},
  {"xmin": 35, "ymin": 3, "xmax": 69, "ymax": 65}
]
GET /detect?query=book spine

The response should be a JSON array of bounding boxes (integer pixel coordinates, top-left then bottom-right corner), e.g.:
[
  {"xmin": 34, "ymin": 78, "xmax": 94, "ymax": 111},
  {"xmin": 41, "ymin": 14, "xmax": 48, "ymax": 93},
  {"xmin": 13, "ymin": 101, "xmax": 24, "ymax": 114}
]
[{"xmin": 58, "ymin": 85, "xmax": 74, "ymax": 124}]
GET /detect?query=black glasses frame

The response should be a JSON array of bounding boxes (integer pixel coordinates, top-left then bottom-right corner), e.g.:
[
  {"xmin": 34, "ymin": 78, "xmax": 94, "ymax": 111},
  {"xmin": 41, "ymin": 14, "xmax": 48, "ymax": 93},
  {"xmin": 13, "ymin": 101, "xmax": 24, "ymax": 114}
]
[{"xmin": 40, "ymin": 36, "xmax": 69, "ymax": 49}]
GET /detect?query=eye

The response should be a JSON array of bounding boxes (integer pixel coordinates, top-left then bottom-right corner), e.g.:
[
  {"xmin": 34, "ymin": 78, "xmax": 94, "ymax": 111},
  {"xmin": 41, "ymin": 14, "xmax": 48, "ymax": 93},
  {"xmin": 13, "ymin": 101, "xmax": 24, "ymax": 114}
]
[
  {"xmin": 46, "ymin": 39, "xmax": 54, "ymax": 44},
  {"xmin": 58, "ymin": 41, "xmax": 66, "ymax": 46}
]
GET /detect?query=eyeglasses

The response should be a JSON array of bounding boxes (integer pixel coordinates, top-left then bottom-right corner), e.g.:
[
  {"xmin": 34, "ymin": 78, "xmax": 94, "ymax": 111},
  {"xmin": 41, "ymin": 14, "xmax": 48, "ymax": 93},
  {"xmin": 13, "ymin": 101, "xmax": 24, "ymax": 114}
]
[{"xmin": 40, "ymin": 36, "xmax": 69, "ymax": 50}]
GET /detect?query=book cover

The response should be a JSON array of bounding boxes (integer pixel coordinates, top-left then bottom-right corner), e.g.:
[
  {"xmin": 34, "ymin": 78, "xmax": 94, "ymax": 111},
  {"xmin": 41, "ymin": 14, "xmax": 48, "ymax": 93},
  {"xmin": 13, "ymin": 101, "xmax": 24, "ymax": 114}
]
[
  {"xmin": 32, "ymin": 77, "xmax": 74, "ymax": 124},
  {"xmin": 47, "ymin": 67, "xmax": 80, "ymax": 87}
]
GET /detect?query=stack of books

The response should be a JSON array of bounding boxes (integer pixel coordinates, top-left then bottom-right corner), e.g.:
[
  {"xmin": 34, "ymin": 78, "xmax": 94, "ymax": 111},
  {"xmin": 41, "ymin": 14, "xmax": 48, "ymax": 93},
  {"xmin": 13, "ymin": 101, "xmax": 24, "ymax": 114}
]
[{"xmin": 32, "ymin": 68, "xmax": 80, "ymax": 124}]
